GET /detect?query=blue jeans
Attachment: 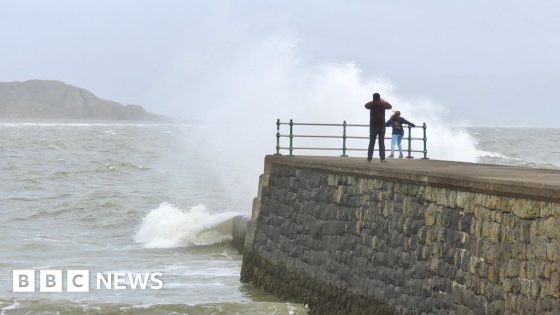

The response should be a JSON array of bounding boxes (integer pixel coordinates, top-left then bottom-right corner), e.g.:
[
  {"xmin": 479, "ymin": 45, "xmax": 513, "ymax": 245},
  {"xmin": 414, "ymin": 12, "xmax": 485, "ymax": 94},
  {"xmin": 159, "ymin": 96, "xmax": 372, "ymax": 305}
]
[{"xmin": 390, "ymin": 134, "xmax": 403, "ymax": 157}]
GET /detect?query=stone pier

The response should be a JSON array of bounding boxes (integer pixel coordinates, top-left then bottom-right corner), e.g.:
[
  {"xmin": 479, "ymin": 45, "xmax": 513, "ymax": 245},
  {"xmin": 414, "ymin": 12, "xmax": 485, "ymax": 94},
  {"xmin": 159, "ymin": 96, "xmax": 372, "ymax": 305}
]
[{"xmin": 241, "ymin": 155, "xmax": 560, "ymax": 314}]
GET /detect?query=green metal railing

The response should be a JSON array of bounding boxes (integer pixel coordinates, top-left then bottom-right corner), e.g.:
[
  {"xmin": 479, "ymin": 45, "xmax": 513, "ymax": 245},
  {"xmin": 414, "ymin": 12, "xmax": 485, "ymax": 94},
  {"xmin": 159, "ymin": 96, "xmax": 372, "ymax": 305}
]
[{"xmin": 275, "ymin": 119, "xmax": 429, "ymax": 159}]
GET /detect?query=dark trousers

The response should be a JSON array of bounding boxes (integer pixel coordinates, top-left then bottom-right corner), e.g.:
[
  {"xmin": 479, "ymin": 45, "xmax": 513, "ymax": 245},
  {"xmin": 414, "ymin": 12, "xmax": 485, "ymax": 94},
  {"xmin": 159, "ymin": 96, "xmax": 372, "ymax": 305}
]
[{"xmin": 368, "ymin": 127, "xmax": 386, "ymax": 160}]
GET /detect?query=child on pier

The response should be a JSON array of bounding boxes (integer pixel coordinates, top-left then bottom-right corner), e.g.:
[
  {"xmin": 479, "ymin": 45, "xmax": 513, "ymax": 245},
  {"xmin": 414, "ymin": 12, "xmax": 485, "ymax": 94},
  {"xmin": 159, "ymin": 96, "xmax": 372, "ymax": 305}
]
[{"xmin": 385, "ymin": 111, "xmax": 416, "ymax": 158}]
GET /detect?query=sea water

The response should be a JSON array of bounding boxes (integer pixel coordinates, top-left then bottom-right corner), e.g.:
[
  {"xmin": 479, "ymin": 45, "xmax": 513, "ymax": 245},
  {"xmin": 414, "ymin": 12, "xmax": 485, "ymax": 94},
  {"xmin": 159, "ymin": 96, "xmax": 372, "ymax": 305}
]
[
  {"xmin": 0, "ymin": 122, "xmax": 558, "ymax": 314},
  {"xmin": 0, "ymin": 122, "xmax": 305, "ymax": 314}
]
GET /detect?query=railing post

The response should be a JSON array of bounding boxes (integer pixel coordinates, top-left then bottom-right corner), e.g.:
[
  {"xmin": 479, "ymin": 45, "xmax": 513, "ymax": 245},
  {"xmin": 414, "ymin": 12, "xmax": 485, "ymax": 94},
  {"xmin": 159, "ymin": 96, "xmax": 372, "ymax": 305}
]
[
  {"xmin": 406, "ymin": 126, "xmax": 413, "ymax": 159},
  {"xmin": 341, "ymin": 120, "xmax": 348, "ymax": 157},
  {"xmin": 289, "ymin": 119, "xmax": 294, "ymax": 156},
  {"xmin": 275, "ymin": 119, "xmax": 281, "ymax": 155},
  {"xmin": 422, "ymin": 123, "xmax": 429, "ymax": 159}
]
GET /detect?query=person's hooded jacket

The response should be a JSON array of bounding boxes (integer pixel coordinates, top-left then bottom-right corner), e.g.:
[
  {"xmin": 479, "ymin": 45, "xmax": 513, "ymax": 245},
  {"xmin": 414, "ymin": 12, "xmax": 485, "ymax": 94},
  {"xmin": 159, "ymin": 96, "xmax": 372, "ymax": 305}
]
[{"xmin": 385, "ymin": 116, "xmax": 415, "ymax": 135}]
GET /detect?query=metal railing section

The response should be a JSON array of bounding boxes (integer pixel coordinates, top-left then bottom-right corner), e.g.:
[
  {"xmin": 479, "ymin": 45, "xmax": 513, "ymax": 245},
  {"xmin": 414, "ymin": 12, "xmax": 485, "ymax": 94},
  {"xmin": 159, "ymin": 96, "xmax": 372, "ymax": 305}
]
[{"xmin": 275, "ymin": 119, "xmax": 428, "ymax": 159}]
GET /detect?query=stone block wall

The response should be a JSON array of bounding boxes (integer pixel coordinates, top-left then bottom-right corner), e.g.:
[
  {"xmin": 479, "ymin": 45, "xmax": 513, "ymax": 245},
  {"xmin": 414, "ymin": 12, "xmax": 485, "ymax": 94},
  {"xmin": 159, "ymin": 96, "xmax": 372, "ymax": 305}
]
[{"xmin": 241, "ymin": 159, "xmax": 560, "ymax": 314}]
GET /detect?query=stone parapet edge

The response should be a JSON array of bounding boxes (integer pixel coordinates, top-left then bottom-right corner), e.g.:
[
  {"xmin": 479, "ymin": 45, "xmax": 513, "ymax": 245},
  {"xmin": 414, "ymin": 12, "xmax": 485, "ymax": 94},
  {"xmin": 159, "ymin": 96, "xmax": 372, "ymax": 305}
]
[{"xmin": 265, "ymin": 155, "xmax": 560, "ymax": 203}]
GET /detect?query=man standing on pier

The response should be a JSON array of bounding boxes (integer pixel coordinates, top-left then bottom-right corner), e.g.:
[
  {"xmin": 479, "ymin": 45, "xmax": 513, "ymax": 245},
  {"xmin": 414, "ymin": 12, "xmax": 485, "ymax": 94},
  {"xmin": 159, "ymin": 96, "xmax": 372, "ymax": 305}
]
[{"xmin": 365, "ymin": 93, "xmax": 392, "ymax": 162}]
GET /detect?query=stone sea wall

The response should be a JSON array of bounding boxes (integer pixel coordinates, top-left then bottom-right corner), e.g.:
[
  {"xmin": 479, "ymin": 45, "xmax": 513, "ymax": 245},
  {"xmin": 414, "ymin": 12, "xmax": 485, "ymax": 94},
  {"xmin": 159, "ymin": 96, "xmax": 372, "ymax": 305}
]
[
  {"xmin": 232, "ymin": 215, "xmax": 250, "ymax": 253},
  {"xmin": 241, "ymin": 156, "xmax": 560, "ymax": 314}
]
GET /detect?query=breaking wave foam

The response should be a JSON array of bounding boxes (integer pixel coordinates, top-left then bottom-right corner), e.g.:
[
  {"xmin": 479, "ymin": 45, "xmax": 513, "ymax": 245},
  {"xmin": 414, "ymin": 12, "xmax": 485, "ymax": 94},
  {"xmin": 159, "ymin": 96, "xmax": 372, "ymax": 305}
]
[
  {"xmin": 133, "ymin": 203, "xmax": 239, "ymax": 249},
  {"xmin": 476, "ymin": 150, "xmax": 511, "ymax": 159}
]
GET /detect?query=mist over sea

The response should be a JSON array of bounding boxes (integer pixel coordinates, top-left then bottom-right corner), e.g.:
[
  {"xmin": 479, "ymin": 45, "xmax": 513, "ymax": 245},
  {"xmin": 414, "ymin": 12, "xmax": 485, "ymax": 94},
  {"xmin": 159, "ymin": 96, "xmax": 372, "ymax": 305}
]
[{"xmin": 0, "ymin": 121, "xmax": 558, "ymax": 314}]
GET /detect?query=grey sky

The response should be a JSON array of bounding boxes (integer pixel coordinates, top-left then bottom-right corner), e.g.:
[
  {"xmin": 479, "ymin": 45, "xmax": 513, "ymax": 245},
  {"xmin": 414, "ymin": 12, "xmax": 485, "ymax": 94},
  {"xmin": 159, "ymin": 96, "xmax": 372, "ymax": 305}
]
[{"xmin": 1, "ymin": 1, "xmax": 559, "ymax": 126}]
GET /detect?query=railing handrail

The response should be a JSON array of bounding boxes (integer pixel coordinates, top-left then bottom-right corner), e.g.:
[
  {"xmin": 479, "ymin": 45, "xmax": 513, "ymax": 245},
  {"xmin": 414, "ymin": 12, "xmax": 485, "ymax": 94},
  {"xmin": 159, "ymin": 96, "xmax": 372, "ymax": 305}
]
[
  {"xmin": 275, "ymin": 119, "xmax": 429, "ymax": 159},
  {"xmin": 280, "ymin": 122, "xmax": 425, "ymax": 128}
]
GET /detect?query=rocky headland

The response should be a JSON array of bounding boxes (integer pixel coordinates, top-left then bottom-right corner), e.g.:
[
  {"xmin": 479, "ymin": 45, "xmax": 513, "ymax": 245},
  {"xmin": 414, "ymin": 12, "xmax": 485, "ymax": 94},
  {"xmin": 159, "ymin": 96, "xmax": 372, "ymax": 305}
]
[{"xmin": 0, "ymin": 80, "xmax": 169, "ymax": 121}]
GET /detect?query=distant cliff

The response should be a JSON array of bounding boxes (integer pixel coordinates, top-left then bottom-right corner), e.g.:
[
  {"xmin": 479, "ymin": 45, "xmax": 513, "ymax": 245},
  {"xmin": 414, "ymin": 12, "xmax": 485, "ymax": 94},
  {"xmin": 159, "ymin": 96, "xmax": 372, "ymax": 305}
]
[{"xmin": 0, "ymin": 80, "xmax": 169, "ymax": 121}]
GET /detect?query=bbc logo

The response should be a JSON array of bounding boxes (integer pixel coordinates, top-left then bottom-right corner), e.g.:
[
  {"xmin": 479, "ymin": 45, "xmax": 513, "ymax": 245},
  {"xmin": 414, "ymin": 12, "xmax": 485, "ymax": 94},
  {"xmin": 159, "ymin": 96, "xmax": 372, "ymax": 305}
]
[
  {"xmin": 13, "ymin": 269, "xmax": 163, "ymax": 292},
  {"xmin": 13, "ymin": 270, "xmax": 89, "ymax": 292}
]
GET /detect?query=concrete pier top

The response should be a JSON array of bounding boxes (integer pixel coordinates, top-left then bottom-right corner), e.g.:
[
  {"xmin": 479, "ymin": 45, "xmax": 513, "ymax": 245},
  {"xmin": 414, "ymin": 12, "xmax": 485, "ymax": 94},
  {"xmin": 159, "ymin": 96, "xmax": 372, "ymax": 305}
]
[{"xmin": 265, "ymin": 155, "xmax": 560, "ymax": 202}]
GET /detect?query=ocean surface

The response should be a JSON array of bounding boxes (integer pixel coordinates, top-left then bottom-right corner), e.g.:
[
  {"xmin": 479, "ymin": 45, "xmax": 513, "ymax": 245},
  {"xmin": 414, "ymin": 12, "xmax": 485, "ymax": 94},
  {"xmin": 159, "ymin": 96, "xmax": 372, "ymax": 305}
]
[
  {"xmin": 0, "ymin": 122, "xmax": 558, "ymax": 314},
  {"xmin": 471, "ymin": 127, "xmax": 560, "ymax": 169}
]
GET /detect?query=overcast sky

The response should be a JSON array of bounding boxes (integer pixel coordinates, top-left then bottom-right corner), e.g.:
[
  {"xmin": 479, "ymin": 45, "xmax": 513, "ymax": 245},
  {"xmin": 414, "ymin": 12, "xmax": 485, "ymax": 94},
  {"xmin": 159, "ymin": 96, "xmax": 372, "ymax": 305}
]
[{"xmin": 1, "ymin": 1, "xmax": 559, "ymax": 126}]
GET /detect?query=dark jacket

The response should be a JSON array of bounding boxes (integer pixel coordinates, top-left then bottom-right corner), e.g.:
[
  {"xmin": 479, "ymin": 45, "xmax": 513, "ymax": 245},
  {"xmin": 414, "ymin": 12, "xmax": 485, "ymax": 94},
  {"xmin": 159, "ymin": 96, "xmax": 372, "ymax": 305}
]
[
  {"xmin": 365, "ymin": 99, "xmax": 392, "ymax": 128},
  {"xmin": 385, "ymin": 116, "xmax": 415, "ymax": 135}
]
